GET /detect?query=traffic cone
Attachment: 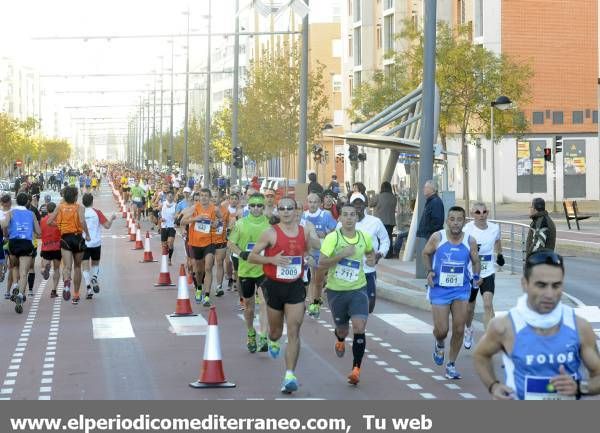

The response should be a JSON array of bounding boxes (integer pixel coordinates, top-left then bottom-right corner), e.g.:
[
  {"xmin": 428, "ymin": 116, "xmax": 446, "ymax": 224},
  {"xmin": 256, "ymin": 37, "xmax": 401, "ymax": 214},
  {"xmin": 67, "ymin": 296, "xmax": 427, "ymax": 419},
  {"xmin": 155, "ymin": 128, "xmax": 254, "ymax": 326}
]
[
  {"xmin": 170, "ymin": 265, "xmax": 197, "ymax": 317},
  {"xmin": 189, "ymin": 306, "xmax": 236, "ymax": 389},
  {"xmin": 121, "ymin": 202, "xmax": 127, "ymax": 218},
  {"xmin": 139, "ymin": 232, "xmax": 157, "ymax": 263},
  {"xmin": 154, "ymin": 245, "xmax": 175, "ymax": 287},
  {"xmin": 129, "ymin": 221, "xmax": 136, "ymax": 241},
  {"xmin": 133, "ymin": 226, "xmax": 144, "ymax": 250}
]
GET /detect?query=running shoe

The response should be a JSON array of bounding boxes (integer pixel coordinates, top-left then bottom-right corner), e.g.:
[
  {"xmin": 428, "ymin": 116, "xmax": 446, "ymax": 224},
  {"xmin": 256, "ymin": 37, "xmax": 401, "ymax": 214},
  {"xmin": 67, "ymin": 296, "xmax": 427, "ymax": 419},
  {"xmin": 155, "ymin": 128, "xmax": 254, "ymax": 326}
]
[
  {"xmin": 91, "ymin": 277, "xmax": 100, "ymax": 294},
  {"xmin": 4, "ymin": 292, "xmax": 11, "ymax": 300},
  {"xmin": 216, "ymin": 285, "xmax": 224, "ymax": 297},
  {"xmin": 28, "ymin": 288, "xmax": 33, "ymax": 297},
  {"xmin": 202, "ymin": 295, "xmax": 211, "ymax": 307},
  {"xmin": 445, "ymin": 362, "xmax": 462, "ymax": 379},
  {"xmin": 72, "ymin": 296, "xmax": 80, "ymax": 305},
  {"xmin": 463, "ymin": 326, "xmax": 474, "ymax": 350},
  {"xmin": 194, "ymin": 289, "xmax": 202, "ymax": 304},
  {"xmin": 41, "ymin": 262, "xmax": 51, "ymax": 280},
  {"xmin": 268, "ymin": 339, "xmax": 280, "ymax": 359},
  {"xmin": 247, "ymin": 330, "xmax": 257, "ymax": 353},
  {"xmin": 347, "ymin": 367, "xmax": 361, "ymax": 385},
  {"xmin": 227, "ymin": 278, "xmax": 234, "ymax": 291},
  {"xmin": 238, "ymin": 298, "xmax": 245, "ymax": 311},
  {"xmin": 335, "ymin": 341, "xmax": 346, "ymax": 358},
  {"xmin": 307, "ymin": 302, "xmax": 320, "ymax": 319},
  {"xmin": 280, "ymin": 372, "xmax": 298, "ymax": 394},
  {"xmin": 433, "ymin": 340, "xmax": 445, "ymax": 366},
  {"xmin": 14, "ymin": 293, "xmax": 23, "ymax": 314},
  {"xmin": 10, "ymin": 287, "xmax": 19, "ymax": 302},
  {"xmin": 63, "ymin": 280, "xmax": 71, "ymax": 301},
  {"xmin": 257, "ymin": 334, "xmax": 268, "ymax": 352},
  {"xmin": 86, "ymin": 286, "xmax": 93, "ymax": 300}
]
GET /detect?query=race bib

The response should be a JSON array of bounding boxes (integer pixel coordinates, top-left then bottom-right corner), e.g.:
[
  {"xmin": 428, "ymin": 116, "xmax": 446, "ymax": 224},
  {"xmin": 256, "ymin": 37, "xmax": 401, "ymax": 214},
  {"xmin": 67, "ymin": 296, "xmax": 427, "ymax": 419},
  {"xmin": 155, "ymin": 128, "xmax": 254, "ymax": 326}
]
[
  {"xmin": 276, "ymin": 256, "xmax": 302, "ymax": 280},
  {"xmin": 133, "ymin": 197, "xmax": 142, "ymax": 203},
  {"xmin": 479, "ymin": 254, "xmax": 492, "ymax": 273},
  {"xmin": 334, "ymin": 258, "xmax": 361, "ymax": 282},
  {"xmin": 194, "ymin": 219, "xmax": 211, "ymax": 234},
  {"xmin": 439, "ymin": 263, "xmax": 464, "ymax": 287},
  {"xmin": 215, "ymin": 222, "xmax": 224, "ymax": 235},
  {"xmin": 524, "ymin": 376, "xmax": 576, "ymax": 401}
]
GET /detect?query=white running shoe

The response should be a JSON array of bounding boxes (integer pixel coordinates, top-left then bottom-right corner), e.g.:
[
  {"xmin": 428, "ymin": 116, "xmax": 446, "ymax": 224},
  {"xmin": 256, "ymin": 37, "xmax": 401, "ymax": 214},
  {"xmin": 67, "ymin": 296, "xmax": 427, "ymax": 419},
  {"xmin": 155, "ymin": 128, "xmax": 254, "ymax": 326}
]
[{"xmin": 463, "ymin": 326, "xmax": 474, "ymax": 350}]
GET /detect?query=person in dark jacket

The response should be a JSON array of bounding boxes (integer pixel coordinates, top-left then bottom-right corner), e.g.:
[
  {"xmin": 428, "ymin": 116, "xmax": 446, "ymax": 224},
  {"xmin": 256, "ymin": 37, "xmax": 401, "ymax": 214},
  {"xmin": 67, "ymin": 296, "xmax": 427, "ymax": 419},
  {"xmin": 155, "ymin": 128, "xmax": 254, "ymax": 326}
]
[
  {"xmin": 416, "ymin": 180, "xmax": 444, "ymax": 239},
  {"xmin": 307, "ymin": 172, "xmax": 323, "ymax": 195},
  {"xmin": 372, "ymin": 181, "xmax": 397, "ymax": 258},
  {"xmin": 525, "ymin": 197, "xmax": 556, "ymax": 257}
]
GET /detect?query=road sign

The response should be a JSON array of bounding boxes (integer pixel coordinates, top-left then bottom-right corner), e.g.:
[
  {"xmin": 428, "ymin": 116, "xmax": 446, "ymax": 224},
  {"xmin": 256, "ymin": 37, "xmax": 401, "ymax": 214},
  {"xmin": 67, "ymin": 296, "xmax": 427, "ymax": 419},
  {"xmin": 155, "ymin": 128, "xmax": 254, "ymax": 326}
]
[{"xmin": 15, "ymin": 159, "xmax": 23, "ymax": 167}]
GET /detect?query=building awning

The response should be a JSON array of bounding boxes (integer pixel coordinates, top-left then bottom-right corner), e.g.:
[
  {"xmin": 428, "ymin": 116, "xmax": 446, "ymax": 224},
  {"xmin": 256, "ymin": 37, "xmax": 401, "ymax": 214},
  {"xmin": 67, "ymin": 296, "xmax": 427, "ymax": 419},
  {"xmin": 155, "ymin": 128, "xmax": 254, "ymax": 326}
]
[{"xmin": 325, "ymin": 132, "xmax": 421, "ymax": 153}]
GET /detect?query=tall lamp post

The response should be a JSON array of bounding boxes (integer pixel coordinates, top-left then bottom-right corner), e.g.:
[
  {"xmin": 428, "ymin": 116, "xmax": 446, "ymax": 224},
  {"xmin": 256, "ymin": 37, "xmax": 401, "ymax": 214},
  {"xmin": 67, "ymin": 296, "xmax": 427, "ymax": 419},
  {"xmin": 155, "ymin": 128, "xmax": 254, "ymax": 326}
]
[{"xmin": 490, "ymin": 95, "xmax": 512, "ymax": 219}]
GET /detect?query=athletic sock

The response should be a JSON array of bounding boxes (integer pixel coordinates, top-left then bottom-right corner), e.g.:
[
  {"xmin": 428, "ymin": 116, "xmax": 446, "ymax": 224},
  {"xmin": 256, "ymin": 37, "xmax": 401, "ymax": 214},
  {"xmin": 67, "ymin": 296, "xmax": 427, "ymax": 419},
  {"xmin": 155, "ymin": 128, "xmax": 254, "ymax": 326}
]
[
  {"xmin": 91, "ymin": 265, "xmax": 99, "ymax": 280},
  {"xmin": 168, "ymin": 248, "xmax": 174, "ymax": 259},
  {"xmin": 28, "ymin": 272, "xmax": 35, "ymax": 290},
  {"xmin": 82, "ymin": 270, "xmax": 91, "ymax": 287},
  {"xmin": 334, "ymin": 329, "xmax": 345, "ymax": 342},
  {"xmin": 352, "ymin": 333, "xmax": 366, "ymax": 368}
]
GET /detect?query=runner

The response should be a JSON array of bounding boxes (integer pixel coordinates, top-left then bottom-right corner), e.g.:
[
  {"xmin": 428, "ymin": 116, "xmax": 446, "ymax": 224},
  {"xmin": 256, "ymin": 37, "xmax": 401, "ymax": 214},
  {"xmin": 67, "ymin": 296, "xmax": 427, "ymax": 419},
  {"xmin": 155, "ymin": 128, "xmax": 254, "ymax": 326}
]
[
  {"xmin": 130, "ymin": 179, "xmax": 146, "ymax": 223},
  {"xmin": 223, "ymin": 192, "xmax": 242, "ymax": 292},
  {"xmin": 39, "ymin": 202, "xmax": 62, "ymax": 298},
  {"xmin": 322, "ymin": 189, "xmax": 340, "ymax": 220},
  {"xmin": 175, "ymin": 187, "xmax": 194, "ymax": 281},
  {"xmin": 160, "ymin": 191, "xmax": 177, "ymax": 266},
  {"xmin": 228, "ymin": 193, "xmax": 271, "ymax": 353},
  {"xmin": 25, "ymin": 194, "xmax": 42, "ymax": 297},
  {"xmin": 248, "ymin": 197, "xmax": 320, "ymax": 393},
  {"xmin": 82, "ymin": 193, "xmax": 116, "ymax": 299},
  {"xmin": 1, "ymin": 192, "xmax": 41, "ymax": 313},
  {"xmin": 180, "ymin": 188, "xmax": 222, "ymax": 307},
  {"xmin": 0, "ymin": 194, "xmax": 12, "ymax": 299},
  {"xmin": 47, "ymin": 186, "xmax": 91, "ymax": 304},
  {"xmin": 463, "ymin": 202, "xmax": 503, "ymax": 349},
  {"xmin": 263, "ymin": 188, "xmax": 278, "ymax": 218},
  {"xmin": 211, "ymin": 199, "xmax": 230, "ymax": 297},
  {"xmin": 317, "ymin": 203, "xmax": 376, "ymax": 385},
  {"xmin": 422, "ymin": 206, "xmax": 480, "ymax": 379},
  {"xmin": 473, "ymin": 250, "xmax": 600, "ymax": 400}
]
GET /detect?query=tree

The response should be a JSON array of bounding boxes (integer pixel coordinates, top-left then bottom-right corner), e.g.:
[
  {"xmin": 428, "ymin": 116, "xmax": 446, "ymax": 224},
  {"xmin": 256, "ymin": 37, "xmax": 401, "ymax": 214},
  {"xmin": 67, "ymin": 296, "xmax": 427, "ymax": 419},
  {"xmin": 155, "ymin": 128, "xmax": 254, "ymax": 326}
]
[
  {"xmin": 211, "ymin": 101, "xmax": 233, "ymax": 163},
  {"xmin": 350, "ymin": 21, "xmax": 533, "ymax": 207},
  {"xmin": 239, "ymin": 41, "xmax": 329, "ymax": 172}
]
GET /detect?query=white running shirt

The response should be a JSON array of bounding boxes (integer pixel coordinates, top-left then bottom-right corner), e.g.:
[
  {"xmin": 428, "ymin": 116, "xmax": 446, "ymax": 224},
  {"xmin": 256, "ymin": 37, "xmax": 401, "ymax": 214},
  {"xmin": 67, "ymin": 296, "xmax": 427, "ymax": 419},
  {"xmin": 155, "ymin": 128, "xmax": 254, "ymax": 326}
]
[
  {"xmin": 84, "ymin": 207, "xmax": 108, "ymax": 248},
  {"xmin": 161, "ymin": 202, "xmax": 176, "ymax": 228},
  {"xmin": 463, "ymin": 221, "xmax": 500, "ymax": 278}
]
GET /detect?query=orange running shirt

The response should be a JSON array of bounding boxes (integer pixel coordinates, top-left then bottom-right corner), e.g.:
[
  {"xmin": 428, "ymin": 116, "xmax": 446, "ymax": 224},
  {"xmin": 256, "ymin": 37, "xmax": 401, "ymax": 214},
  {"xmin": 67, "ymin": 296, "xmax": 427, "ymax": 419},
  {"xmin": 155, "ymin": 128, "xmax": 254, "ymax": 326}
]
[
  {"xmin": 187, "ymin": 203, "xmax": 217, "ymax": 248},
  {"xmin": 55, "ymin": 203, "xmax": 82, "ymax": 235},
  {"xmin": 211, "ymin": 205, "xmax": 229, "ymax": 244}
]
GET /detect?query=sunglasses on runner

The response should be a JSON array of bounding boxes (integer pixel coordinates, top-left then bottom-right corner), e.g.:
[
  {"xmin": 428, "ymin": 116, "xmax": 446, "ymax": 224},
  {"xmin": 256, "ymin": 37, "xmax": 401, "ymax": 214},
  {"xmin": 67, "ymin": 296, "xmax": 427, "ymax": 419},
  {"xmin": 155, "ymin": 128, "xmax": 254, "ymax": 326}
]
[
  {"xmin": 526, "ymin": 250, "xmax": 562, "ymax": 267},
  {"xmin": 278, "ymin": 205, "xmax": 294, "ymax": 211},
  {"xmin": 248, "ymin": 203, "xmax": 264, "ymax": 208},
  {"xmin": 474, "ymin": 209, "xmax": 488, "ymax": 215}
]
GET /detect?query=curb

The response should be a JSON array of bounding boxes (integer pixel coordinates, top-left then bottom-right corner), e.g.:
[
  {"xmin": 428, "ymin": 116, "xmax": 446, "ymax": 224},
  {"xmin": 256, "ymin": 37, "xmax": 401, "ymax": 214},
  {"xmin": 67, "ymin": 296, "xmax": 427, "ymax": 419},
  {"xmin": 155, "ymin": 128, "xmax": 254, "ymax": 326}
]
[{"xmin": 377, "ymin": 278, "xmax": 431, "ymax": 312}]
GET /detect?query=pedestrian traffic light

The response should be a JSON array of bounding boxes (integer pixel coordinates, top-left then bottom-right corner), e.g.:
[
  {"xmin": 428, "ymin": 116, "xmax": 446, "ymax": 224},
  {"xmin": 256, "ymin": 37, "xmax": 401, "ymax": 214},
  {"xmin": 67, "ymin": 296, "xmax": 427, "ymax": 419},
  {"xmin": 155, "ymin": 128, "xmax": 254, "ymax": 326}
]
[
  {"xmin": 348, "ymin": 144, "xmax": 358, "ymax": 162},
  {"xmin": 358, "ymin": 152, "xmax": 367, "ymax": 162},
  {"xmin": 544, "ymin": 147, "xmax": 552, "ymax": 162},
  {"xmin": 232, "ymin": 146, "xmax": 243, "ymax": 169},
  {"xmin": 555, "ymin": 135, "xmax": 563, "ymax": 154}
]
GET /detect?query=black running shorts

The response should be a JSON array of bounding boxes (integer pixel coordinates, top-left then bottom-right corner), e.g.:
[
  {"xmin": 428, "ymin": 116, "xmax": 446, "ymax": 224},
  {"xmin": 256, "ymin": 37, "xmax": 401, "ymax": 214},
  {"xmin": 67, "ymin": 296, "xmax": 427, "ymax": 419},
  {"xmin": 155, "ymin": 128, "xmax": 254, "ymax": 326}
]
[{"xmin": 262, "ymin": 277, "xmax": 306, "ymax": 311}]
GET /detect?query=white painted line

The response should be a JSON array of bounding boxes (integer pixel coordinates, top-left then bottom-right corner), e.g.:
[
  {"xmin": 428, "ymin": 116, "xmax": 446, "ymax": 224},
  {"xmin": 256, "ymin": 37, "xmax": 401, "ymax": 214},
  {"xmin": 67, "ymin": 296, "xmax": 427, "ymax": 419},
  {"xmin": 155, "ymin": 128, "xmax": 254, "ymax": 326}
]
[
  {"xmin": 41, "ymin": 378, "xmax": 53, "ymax": 384},
  {"xmin": 432, "ymin": 375, "xmax": 446, "ymax": 381},
  {"xmin": 8, "ymin": 366, "xmax": 19, "ymax": 370},
  {"xmin": 3, "ymin": 380, "xmax": 15, "ymax": 386},
  {"xmin": 365, "ymin": 332, "xmax": 374, "ymax": 337},
  {"xmin": 384, "ymin": 368, "xmax": 399, "ymax": 373},
  {"xmin": 445, "ymin": 383, "xmax": 461, "ymax": 390},
  {"xmin": 409, "ymin": 360, "xmax": 423, "ymax": 366},
  {"xmin": 317, "ymin": 320, "xmax": 327, "ymax": 324},
  {"xmin": 420, "ymin": 368, "xmax": 435, "ymax": 373},
  {"xmin": 420, "ymin": 393, "xmax": 436, "ymax": 399},
  {"xmin": 371, "ymin": 337, "xmax": 382, "ymax": 341},
  {"xmin": 42, "ymin": 371, "xmax": 53, "ymax": 376},
  {"xmin": 323, "ymin": 324, "xmax": 332, "ymax": 328},
  {"xmin": 49, "ymin": 332, "xmax": 57, "ymax": 336},
  {"xmin": 93, "ymin": 317, "xmax": 135, "ymax": 339},
  {"xmin": 395, "ymin": 375, "xmax": 411, "ymax": 381},
  {"xmin": 39, "ymin": 387, "xmax": 52, "ymax": 393},
  {"xmin": 345, "ymin": 338, "xmax": 352, "ymax": 342},
  {"xmin": 367, "ymin": 354, "xmax": 378, "ymax": 359},
  {"xmin": 374, "ymin": 360, "xmax": 388, "ymax": 366},
  {"xmin": 399, "ymin": 354, "xmax": 412, "ymax": 359},
  {"xmin": 6, "ymin": 372, "xmax": 17, "ymax": 378},
  {"xmin": 407, "ymin": 384, "xmax": 423, "ymax": 390},
  {"xmin": 18, "ymin": 338, "xmax": 28, "ymax": 342},
  {"xmin": 16, "ymin": 343, "xmax": 26, "ymax": 347},
  {"xmin": 15, "ymin": 348, "xmax": 25, "ymax": 352},
  {"xmin": 379, "ymin": 342, "xmax": 391, "ymax": 347},
  {"xmin": 38, "ymin": 396, "xmax": 51, "ymax": 400},
  {"xmin": 327, "ymin": 328, "xmax": 335, "ymax": 332},
  {"xmin": 43, "ymin": 364, "xmax": 54, "ymax": 369},
  {"xmin": 375, "ymin": 313, "xmax": 434, "ymax": 334},
  {"xmin": 460, "ymin": 393, "xmax": 477, "ymax": 399},
  {"xmin": 10, "ymin": 359, "xmax": 22, "ymax": 364},
  {"xmin": 44, "ymin": 357, "xmax": 55, "ymax": 362},
  {"xmin": 46, "ymin": 351, "xmax": 55, "ymax": 356},
  {"xmin": 389, "ymin": 348, "xmax": 402, "ymax": 353},
  {"xmin": 23, "ymin": 325, "xmax": 32, "ymax": 329},
  {"xmin": 1, "ymin": 388, "xmax": 13, "ymax": 394},
  {"xmin": 48, "ymin": 336, "xmax": 57, "ymax": 341},
  {"xmin": 166, "ymin": 314, "xmax": 208, "ymax": 336},
  {"xmin": 12, "ymin": 353, "xmax": 23, "ymax": 358}
]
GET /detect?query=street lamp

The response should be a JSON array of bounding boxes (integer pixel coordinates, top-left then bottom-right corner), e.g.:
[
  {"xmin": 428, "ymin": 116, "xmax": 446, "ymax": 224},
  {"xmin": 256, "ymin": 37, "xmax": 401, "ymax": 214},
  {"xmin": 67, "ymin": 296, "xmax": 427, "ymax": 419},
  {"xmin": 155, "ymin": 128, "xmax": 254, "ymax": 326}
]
[{"xmin": 490, "ymin": 95, "xmax": 512, "ymax": 219}]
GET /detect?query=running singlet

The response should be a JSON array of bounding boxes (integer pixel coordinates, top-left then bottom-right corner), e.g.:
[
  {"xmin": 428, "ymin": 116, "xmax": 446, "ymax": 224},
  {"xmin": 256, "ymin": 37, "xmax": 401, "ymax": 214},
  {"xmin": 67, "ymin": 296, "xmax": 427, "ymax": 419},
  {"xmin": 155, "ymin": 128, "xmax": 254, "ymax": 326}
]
[
  {"xmin": 503, "ymin": 306, "xmax": 581, "ymax": 400},
  {"xmin": 320, "ymin": 229, "xmax": 373, "ymax": 291},
  {"xmin": 301, "ymin": 209, "xmax": 337, "ymax": 238},
  {"xmin": 84, "ymin": 208, "xmax": 108, "ymax": 248},
  {"xmin": 40, "ymin": 215, "xmax": 61, "ymax": 251},
  {"xmin": 55, "ymin": 203, "xmax": 83, "ymax": 235},
  {"xmin": 211, "ymin": 205, "xmax": 230, "ymax": 244},
  {"xmin": 187, "ymin": 203, "xmax": 217, "ymax": 248},
  {"xmin": 161, "ymin": 202, "xmax": 176, "ymax": 228},
  {"xmin": 8, "ymin": 207, "xmax": 34, "ymax": 241},
  {"xmin": 229, "ymin": 214, "xmax": 271, "ymax": 278},
  {"xmin": 463, "ymin": 221, "xmax": 500, "ymax": 278},
  {"xmin": 431, "ymin": 230, "xmax": 471, "ymax": 291},
  {"xmin": 263, "ymin": 225, "xmax": 306, "ymax": 282}
]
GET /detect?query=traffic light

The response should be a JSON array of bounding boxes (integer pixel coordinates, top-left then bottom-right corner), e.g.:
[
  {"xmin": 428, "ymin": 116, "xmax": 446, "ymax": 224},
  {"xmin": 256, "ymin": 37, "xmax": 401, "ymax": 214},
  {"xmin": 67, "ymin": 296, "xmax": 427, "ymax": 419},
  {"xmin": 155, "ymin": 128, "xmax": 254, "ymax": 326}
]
[
  {"xmin": 358, "ymin": 152, "xmax": 367, "ymax": 162},
  {"xmin": 348, "ymin": 144, "xmax": 358, "ymax": 162},
  {"xmin": 555, "ymin": 135, "xmax": 563, "ymax": 154},
  {"xmin": 312, "ymin": 143, "xmax": 323, "ymax": 162},
  {"xmin": 232, "ymin": 146, "xmax": 243, "ymax": 169},
  {"xmin": 544, "ymin": 147, "xmax": 552, "ymax": 162}
]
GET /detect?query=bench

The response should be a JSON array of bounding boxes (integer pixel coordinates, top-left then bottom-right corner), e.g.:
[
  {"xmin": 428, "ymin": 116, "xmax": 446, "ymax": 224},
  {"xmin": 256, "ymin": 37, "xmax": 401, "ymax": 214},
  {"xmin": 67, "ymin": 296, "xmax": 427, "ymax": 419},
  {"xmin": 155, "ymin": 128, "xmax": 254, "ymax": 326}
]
[{"xmin": 562, "ymin": 200, "xmax": 591, "ymax": 230}]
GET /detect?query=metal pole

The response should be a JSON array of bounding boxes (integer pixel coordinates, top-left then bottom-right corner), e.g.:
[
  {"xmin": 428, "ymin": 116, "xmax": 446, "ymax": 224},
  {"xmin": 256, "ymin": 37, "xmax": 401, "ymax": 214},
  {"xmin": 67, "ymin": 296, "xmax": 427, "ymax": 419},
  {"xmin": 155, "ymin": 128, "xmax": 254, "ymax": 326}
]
[
  {"xmin": 146, "ymin": 95, "xmax": 150, "ymax": 169},
  {"xmin": 138, "ymin": 100, "xmax": 143, "ymax": 170},
  {"xmin": 169, "ymin": 41, "xmax": 175, "ymax": 172},
  {"xmin": 159, "ymin": 57, "xmax": 164, "ymax": 170},
  {"xmin": 152, "ymin": 79, "xmax": 157, "ymax": 168},
  {"xmin": 491, "ymin": 105, "xmax": 496, "ymax": 219},
  {"xmin": 415, "ymin": 0, "xmax": 436, "ymax": 279},
  {"xmin": 552, "ymin": 136, "xmax": 557, "ymax": 212},
  {"xmin": 203, "ymin": 0, "xmax": 212, "ymax": 188},
  {"xmin": 231, "ymin": 0, "xmax": 240, "ymax": 186},
  {"xmin": 297, "ymin": 0, "xmax": 309, "ymax": 184},
  {"xmin": 183, "ymin": 9, "xmax": 190, "ymax": 177}
]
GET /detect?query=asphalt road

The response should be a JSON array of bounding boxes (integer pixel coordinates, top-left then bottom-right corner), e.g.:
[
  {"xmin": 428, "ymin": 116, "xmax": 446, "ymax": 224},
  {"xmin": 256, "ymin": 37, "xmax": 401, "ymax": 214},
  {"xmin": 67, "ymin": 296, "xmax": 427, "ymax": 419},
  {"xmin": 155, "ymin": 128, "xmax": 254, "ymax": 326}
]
[{"xmin": 563, "ymin": 256, "xmax": 600, "ymax": 307}]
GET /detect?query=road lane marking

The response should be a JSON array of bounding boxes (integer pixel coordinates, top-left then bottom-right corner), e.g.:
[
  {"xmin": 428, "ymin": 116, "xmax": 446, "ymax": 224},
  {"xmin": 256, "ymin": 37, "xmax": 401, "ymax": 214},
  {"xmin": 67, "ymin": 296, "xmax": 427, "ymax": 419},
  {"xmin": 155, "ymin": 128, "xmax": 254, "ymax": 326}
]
[
  {"xmin": 166, "ymin": 314, "xmax": 208, "ymax": 336},
  {"xmin": 92, "ymin": 317, "xmax": 135, "ymax": 339},
  {"xmin": 375, "ymin": 313, "xmax": 434, "ymax": 334}
]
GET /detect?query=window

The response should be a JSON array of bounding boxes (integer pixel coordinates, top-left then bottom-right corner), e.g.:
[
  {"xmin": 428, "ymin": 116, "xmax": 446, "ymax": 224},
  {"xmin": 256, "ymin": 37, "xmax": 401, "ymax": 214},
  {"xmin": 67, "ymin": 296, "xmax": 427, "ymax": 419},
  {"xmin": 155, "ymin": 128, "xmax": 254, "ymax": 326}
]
[
  {"xmin": 348, "ymin": 33, "xmax": 352, "ymax": 57},
  {"xmin": 474, "ymin": 0, "xmax": 483, "ymax": 37},
  {"xmin": 332, "ymin": 74, "xmax": 342, "ymax": 92},
  {"xmin": 384, "ymin": 0, "xmax": 394, "ymax": 9},
  {"xmin": 332, "ymin": 39, "xmax": 342, "ymax": 58},
  {"xmin": 376, "ymin": 25, "xmax": 382, "ymax": 49},
  {"xmin": 353, "ymin": 0, "xmax": 361, "ymax": 21},
  {"xmin": 353, "ymin": 27, "xmax": 361, "ymax": 66},
  {"xmin": 353, "ymin": 71, "xmax": 361, "ymax": 89},
  {"xmin": 457, "ymin": 0, "xmax": 466, "ymax": 24},
  {"xmin": 532, "ymin": 111, "xmax": 544, "ymax": 124},
  {"xmin": 593, "ymin": 111, "xmax": 598, "ymax": 124},
  {"xmin": 348, "ymin": 0, "xmax": 352, "ymax": 16},
  {"xmin": 572, "ymin": 111, "xmax": 583, "ymax": 124},
  {"xmin": 334, "ymin": 110, "xmax": 344, "ymax": 125},
  {"xmin": 348, "ymin": 77, "xmax": 353, "ymax": 98},
  {"xmin": 552, "ymin": 111, "xmax": 563, "ymax": 124},
  {"xmin": 482, "ymin": 148, "xmax": 486, "ymax": 171},
  {"xmin": 384, "ymin": 14, "xmax": 394, "ymax": 52}
]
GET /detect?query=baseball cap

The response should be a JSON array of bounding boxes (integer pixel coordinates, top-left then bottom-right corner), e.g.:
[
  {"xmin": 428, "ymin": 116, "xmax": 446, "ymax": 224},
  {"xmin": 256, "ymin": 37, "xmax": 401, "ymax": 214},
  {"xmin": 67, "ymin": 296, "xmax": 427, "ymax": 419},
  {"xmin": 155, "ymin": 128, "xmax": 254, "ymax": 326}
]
[
  {"xmin": 183, "ymin": 186, "xmax": 192, "ymax": 193},
  {"xmin": 349, "ymin": 193, "xmax": 366, "ymax": 203}
]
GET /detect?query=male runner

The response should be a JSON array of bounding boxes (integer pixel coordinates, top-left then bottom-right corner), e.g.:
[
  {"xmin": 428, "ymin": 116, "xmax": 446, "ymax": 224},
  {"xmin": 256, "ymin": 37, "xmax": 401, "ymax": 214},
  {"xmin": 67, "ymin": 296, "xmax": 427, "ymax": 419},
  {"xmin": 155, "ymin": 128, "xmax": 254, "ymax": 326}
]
[
  {"xmin": 422, "ymin": 206, "xmax": 480, "ymax": 379},
  {"xmin": 474, "ymin": 250, "xmax": 600, "ymax": 400}
]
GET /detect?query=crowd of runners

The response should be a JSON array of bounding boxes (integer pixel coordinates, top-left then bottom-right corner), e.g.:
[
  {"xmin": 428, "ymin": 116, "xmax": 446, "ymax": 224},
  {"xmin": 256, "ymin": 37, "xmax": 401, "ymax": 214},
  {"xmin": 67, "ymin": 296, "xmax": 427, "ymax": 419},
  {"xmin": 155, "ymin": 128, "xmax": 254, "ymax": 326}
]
[{"xmin": 0, "ymin": 162, "xmax": 598, "ymax": 399}]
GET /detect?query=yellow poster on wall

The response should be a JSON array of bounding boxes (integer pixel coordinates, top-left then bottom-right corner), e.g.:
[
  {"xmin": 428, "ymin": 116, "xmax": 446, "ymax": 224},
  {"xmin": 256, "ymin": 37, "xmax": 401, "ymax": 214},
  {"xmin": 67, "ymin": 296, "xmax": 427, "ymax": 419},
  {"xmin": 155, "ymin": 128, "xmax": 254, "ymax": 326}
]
[
  {"xmin": 532, "ymin": 158, "xmax": 545, "ymax": 175},
  {"xmin": 517, "ymin": 141, "xmax": 530, "ymax": 158}
]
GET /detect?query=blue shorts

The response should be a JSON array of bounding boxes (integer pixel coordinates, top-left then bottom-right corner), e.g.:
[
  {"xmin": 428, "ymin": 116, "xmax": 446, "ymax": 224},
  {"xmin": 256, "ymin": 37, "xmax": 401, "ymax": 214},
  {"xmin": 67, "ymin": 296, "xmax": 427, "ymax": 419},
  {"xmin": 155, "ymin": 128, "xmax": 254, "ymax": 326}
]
[{"xmin": 427, "ymin": 286, "xmax": 470, "ymax": 305}]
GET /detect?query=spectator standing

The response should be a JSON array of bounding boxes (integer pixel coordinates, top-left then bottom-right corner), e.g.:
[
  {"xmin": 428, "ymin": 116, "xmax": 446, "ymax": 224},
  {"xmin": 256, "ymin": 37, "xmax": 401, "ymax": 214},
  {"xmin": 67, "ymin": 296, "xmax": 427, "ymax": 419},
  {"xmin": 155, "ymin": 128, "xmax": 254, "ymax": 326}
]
[
  {"xmin": 372, "ymin": 181, "xmax": 397, "ymax": 259},
  {"xmin": 307, "ymin": 172, "xmax": 323, "ymax": 195},
  {"xmin": 327, "ymin": 175, "xmax": 340, "ymax": 194},
  {"xmin": 525, "ymin": 197, "xmax": 556, "ymax": 257},
  {"xmin": 416, "ymin": 180, "xmax": 444, "ymax": 241}
]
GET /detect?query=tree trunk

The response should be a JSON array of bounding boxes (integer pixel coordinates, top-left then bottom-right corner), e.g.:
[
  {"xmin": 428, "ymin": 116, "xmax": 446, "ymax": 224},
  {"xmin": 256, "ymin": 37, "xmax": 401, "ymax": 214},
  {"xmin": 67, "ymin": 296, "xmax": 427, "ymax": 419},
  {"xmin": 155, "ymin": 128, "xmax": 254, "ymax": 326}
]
[{"xmin": 461, "ymin": 130, "xmax": 470, "ymax": 211}]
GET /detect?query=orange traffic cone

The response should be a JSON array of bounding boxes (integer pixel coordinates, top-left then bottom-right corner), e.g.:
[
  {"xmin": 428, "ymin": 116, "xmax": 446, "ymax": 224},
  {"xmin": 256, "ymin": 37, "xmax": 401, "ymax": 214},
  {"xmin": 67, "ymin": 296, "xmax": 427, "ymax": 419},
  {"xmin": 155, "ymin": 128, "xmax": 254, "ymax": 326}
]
[
  {"xmin": 133, "ymin": 226, "xmax": 144, "ymax": 250},
  {"xmin": 121, "ymin": 202, "xmax": 127, "ymax": 218},
  {"xmin": 189, "ymin": 306, "xmax": 236, "ymax": 389},
  {"xmin": 129, "ymin": 221, "xmax": 136, "ymax": 241},
  {"xmin": 170, "ymin": 265, "xmax": 197, "ymax": 317},
  {"xmin": 140, "ymin": 232, "xmax": 157, "ymax": 263},
  {"xmin": 154, "ymin": 246, "xmax": 175, "ymax": 287}
]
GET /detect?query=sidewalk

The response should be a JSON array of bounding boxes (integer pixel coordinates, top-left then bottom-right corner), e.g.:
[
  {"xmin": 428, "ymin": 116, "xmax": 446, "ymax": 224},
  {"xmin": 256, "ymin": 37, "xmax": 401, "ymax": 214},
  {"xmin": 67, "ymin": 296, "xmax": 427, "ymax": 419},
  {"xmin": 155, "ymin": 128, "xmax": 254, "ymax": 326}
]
[{"xmin": 374, "ymin": 258, "xmax": 578, "ymax": 329}]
